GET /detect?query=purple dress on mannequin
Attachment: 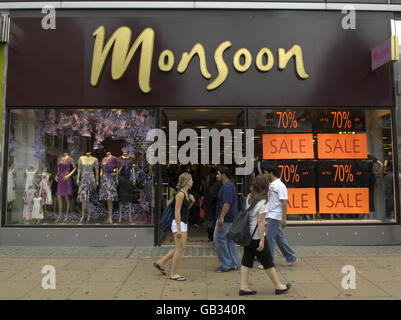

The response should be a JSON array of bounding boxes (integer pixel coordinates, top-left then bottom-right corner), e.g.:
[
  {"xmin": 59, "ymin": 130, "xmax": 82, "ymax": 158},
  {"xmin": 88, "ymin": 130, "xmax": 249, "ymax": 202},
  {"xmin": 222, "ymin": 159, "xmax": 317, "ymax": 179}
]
[
  {"xmin": 99, "ymin": 156, "xmax": 121, "ymax": 201},
  {"xmin": 57, "ymin": 156, "xmax": 74, "ymax": 196}
]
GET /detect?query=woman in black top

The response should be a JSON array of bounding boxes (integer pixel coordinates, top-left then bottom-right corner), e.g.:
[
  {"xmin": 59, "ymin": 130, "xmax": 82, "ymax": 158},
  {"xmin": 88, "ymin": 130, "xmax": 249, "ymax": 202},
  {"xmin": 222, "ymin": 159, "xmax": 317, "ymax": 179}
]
[{"xmin": 154, "ymin": 172, "xmax": 194, "ymax": 281}]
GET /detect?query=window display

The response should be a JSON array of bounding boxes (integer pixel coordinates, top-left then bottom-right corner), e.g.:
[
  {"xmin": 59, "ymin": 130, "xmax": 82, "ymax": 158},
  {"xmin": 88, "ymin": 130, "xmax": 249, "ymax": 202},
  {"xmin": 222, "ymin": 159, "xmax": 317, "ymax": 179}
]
[
  {"xmin": 5, "ymin": 108, "xmax": 157, "ymax": 226},
  {"xmin": 250, "ymin": 108, "xmax": 397, "ymax": 223}
]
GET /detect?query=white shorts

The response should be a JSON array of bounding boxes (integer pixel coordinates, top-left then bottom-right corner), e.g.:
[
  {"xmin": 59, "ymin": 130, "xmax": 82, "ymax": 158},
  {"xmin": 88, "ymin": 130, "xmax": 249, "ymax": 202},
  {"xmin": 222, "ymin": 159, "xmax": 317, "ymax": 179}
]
[{"xmin": 171, "ymin": 219, "xmax": 188, "ymax": 233}]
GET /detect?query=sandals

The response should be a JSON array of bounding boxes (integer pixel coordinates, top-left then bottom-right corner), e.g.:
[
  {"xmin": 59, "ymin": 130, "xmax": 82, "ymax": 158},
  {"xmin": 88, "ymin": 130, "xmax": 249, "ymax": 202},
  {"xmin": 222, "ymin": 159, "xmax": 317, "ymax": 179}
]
[
  {"xmin": 170, "ymin": 276, "xmax": 186, "ymax": 281},
  {"xmin": 153, "ymin": 262, "xmax": 167, "ymax": 275},
  {"xmin": 153, "ymin": 262, "xmax": 186, "ymax": 281}
]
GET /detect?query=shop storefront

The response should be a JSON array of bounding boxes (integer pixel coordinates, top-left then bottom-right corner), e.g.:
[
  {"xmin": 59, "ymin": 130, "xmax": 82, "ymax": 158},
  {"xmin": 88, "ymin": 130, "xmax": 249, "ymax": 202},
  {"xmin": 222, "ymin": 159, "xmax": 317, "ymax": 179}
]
[{"xmin": 0, "ymin": 7, "xmax": 401, "ymax": 246}]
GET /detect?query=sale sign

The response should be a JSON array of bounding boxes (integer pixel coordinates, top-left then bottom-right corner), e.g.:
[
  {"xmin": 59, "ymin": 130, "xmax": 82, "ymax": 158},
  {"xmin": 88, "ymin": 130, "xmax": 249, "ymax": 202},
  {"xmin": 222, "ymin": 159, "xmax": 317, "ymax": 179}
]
[
  {"xmin": 287, "ymin": 188, "xmax": 316, "ymax": 214},
  {"xmin": 317, "ymin": 133, "xmax": 367, "ymax": 159},
  {"xmin": 263, "ymin": 134, "xmax": 314, "ymax": 159},
  {"xmin": 319, "ymin": 188, "xmax": 369, "ymax": 214}
]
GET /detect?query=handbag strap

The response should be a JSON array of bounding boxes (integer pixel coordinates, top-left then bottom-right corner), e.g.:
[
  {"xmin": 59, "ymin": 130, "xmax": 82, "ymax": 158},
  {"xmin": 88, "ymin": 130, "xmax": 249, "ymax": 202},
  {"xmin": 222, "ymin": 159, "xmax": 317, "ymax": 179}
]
[
  {"xmin": 251, "ymin": 225, "xmax": 259, "ymax": 238},
  {"xmin": 247, "ymin": 198, "xmax": 264, "ymax": 239},
  {"xmin": 171, "ymin": 190, "xmax": 184, "ymax": 206}
]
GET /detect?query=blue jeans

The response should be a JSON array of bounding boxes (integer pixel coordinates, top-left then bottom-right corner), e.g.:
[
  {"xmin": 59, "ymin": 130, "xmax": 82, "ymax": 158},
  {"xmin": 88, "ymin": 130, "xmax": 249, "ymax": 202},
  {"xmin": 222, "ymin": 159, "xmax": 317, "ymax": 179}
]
[
  {"xmin": 265, "ymin": 218, "xmax": 297, "ymax": 264},
  {"xmin": 213, "ymin": 220, "xmax": 240, "ymax": 270}
]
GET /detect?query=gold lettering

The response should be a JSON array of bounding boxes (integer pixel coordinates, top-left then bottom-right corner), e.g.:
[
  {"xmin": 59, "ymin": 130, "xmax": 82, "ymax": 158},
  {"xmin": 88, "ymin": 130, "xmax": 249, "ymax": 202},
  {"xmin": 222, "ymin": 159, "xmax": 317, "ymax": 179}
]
[
  {"xmin": 90, "ymin": 26, "xmax": 155, "ymax": 93},
  {"xmin": 177, "ymin": 43, "xmax": 211, "ymax": 79},
  {"xmin": 207, "ymin": 41, "xmax": 231, "ymax": 91},
  {"xmin": 233, "ymin": 48, "xmax": 252, "ymax": 73},
  {"xmin": 278, "ymin": 45, "xmax": 309, "ymax": 79},
  {"xmin": 158, "ymin": 49, "xmax": 175, "ymax": 72},
  {"xmin": 256, "ymin": 48, "xmax": 274, "ymax": 72}
]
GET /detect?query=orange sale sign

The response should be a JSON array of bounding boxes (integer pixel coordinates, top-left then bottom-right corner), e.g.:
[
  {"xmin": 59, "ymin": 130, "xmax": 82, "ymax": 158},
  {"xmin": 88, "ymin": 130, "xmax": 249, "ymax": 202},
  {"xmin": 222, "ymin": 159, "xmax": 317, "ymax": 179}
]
[
  {"xmin": 319, "ymin": 188, "xmax": 369, "ymax": 214},
  {"xmin": 287, "ymin": 188, "xmax": 316, "ymax": 214},
  {"xmin": 317, "ymin": 133, "xmax": 367, "ymax": 159},
  {"xmin": 263, "ymin": 134, "xmax": 314, "ymax": 159}
]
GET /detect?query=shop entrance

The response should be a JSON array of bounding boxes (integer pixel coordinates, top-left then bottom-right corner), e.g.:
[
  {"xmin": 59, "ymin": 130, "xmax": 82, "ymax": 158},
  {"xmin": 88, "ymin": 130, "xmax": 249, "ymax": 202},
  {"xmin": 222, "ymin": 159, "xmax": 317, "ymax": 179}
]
[{"xmin": 157, "ymin": 108, "xmax": 248, "ymax": 245}]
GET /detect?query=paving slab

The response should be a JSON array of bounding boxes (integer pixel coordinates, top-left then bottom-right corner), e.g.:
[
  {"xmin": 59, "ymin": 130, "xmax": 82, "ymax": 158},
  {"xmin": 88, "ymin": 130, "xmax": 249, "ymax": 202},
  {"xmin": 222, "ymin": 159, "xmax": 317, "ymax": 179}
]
[
  {"xmin": 67, "ymin": 281, "xmax": 123, "ymax": 300},
  {"xmin": 0, "ymin": 245, "xmax": 400, "ymax": 300}
]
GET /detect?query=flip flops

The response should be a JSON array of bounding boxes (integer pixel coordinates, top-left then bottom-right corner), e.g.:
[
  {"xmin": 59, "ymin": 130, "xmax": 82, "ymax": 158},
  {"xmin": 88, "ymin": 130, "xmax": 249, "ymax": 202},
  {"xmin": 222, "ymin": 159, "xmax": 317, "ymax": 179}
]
[
  {"xmin": 170, "ymin": 276, "xmax": 186, "ymax": 281},
  {"xmin": 153, "ymin": 262, "xmax": 167, "ymax": 275}
]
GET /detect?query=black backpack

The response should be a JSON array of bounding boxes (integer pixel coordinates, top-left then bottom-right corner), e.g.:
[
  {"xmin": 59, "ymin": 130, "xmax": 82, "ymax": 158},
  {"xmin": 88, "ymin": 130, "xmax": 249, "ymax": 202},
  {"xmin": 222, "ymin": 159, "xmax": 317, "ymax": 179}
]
[{"xmin": 226, "ymin": 198, "xmax": 264, "ymax": 247}]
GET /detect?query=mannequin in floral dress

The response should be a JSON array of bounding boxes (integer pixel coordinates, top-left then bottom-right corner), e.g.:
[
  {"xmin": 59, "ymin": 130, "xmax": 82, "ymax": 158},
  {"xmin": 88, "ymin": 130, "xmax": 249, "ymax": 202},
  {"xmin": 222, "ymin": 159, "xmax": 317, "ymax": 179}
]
[
  {"xmin": 118, "ymin": 153, "xmax": 136, "ymax": 223},
  {"xmin": 39, "ymin": 171, "xmax": 52, "ymax": 219},
  {"xmin": 23, "ymin": 185, "xmax": 35, "ymax": 223},
  {"xmin": 77, "ymin": 152, "xmax": 99, "ymax": 223},
  {"xmin": 99, "ymin": 152, "xmax": 121, "ymax": 224},
  {"xmin": 55, "ymin": 153, "xmax": 76, "ymax": 223}
]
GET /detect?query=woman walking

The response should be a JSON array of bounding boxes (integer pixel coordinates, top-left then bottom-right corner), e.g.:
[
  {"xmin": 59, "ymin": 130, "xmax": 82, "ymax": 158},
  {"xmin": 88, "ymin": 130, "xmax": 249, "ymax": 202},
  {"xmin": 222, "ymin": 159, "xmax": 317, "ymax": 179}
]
[
  {"xmin": 239, "ymin": 174, "xmax": 291, "ymax": 296},
  {"xmin": 154, "ymin": 172, "xmax": 194, "ymax": 281}
]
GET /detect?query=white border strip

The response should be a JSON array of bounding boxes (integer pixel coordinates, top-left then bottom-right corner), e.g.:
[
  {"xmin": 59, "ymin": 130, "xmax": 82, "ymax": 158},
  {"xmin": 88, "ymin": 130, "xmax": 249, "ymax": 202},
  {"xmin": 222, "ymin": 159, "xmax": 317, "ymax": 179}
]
[
  {"xmin": 326, "ymin": 3, "xmax": 392, "ymax": 11},
  {"xmin": 62, "ymin": 1, "xmax": 194, "ymax": 9},
  {"xmin": 194, "ymin": 1, "xmax": 326, "ymax": 9},
  {"xmin": 0, "ymin": 2, "xmax": 61, "ymax": 9},
  {"xmin": 0, "ymin": 1, "xmax": 400, "ymax": 11}
]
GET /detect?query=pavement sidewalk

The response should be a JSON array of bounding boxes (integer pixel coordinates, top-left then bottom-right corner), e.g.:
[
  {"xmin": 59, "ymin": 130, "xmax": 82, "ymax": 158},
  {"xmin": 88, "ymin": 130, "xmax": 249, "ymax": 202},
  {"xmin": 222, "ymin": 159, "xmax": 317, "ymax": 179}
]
[{"xmin": 0, "ymin": 245, "xmax": 400, "ymax": 300}]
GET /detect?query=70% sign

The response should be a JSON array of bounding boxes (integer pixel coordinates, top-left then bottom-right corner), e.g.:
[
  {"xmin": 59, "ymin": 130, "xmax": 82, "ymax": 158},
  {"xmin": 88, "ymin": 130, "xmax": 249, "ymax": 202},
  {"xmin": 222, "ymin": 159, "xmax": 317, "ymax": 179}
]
[
  {"xmin": 279, "ymin": 164, "xmax": 300, "ymax": 183},
  {"xmin": 276, "ymin": 111, "xmax": 298, "ymax": 129},
  {"xmin": 333, "ymin": 164, "xmax": 354, "ymax": 182},
  {"xmin": 331, "ymin": 111, "xmax": 352, "ymax": 129}
]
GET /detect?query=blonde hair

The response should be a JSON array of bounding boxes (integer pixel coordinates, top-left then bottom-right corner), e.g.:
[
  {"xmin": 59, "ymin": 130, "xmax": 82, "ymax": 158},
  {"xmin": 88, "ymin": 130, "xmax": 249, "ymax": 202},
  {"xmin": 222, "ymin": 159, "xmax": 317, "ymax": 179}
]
[{"xmin": 176, "ymin": 172, "xmax": 192, "ymax": 190}]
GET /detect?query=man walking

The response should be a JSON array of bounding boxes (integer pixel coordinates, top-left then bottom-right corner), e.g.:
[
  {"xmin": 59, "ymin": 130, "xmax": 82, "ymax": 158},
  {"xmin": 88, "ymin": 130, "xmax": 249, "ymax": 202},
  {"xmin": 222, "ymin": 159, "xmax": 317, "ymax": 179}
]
[
  {"xmin": 214, "ymin": 167, "xmax": 240, "ymax": 272},
  {"xmin": 259, "ymin": 161, "xmax": 298, "ymax": 267}
]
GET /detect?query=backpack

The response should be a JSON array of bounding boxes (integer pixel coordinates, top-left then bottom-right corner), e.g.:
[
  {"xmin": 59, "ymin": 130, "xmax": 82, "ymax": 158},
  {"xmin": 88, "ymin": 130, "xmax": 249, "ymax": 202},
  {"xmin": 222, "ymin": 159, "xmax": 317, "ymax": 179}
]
[
  {"xmin": 226, "ymin": 198, "xmax": 263, "ymax": 247},
  {"xmin": 159, "ymin": 190, "xmax": 182, "ymax": 232}
]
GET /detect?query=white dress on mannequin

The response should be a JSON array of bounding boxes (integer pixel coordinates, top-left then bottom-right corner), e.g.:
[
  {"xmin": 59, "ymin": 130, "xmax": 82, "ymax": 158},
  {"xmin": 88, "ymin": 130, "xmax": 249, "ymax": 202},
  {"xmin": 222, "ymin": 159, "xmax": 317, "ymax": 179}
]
[
  {"xmin": 25, "ymin": 169, "xmax": 37, "ymax": 192},
  {"xmin": 32, "ymin": 197, "xmax": 43, "ymax": 219},
  {"xmin": 7, "ymin": 169, "xmax": 16, "ymax": 203}
]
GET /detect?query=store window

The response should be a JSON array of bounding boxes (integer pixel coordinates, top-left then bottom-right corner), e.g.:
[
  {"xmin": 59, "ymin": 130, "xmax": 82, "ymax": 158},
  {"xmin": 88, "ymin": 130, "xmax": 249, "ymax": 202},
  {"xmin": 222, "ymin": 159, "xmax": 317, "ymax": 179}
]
[
  {"xmin": 5, "ymin": 108, "xmax": 157, "ymax": 226},
  {"xmin": 250, "ymin": 108, "xmax": 397, "ymax": 224}
]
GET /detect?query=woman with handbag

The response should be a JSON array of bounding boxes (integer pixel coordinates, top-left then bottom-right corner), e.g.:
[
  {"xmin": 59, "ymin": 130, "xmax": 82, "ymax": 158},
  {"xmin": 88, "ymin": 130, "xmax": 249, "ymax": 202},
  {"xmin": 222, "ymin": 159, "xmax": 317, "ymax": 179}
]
[
  {"xmin": 154, "ymin": 172, "xmax": 195, "ymax": 281},
  {"xmin": 239, "ymin": 174, "xmax": 291, "ymax": 296}
]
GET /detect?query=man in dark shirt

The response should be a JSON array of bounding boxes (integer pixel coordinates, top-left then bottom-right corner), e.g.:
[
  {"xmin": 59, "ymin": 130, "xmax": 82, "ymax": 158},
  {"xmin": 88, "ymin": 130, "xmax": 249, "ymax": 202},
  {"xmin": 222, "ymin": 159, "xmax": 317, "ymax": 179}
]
[{"xmin": 213, "ymin": 167, "xmax": 240, "ymax": 272}]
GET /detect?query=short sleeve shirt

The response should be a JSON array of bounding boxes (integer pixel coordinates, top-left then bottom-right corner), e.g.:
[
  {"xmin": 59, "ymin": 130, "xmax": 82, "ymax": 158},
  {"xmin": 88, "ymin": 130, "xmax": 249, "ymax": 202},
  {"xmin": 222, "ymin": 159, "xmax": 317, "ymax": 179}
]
[
  {"xmin": 216, "ymin": 180, "xmax": 238, "ymax": 223},
  {"xmin": 267, "ymin": 179, "xmax": 288, "ymax": 221},
  {"xmin": 245, "ymin": 195, "xmax": 269, "ymax": 240}
]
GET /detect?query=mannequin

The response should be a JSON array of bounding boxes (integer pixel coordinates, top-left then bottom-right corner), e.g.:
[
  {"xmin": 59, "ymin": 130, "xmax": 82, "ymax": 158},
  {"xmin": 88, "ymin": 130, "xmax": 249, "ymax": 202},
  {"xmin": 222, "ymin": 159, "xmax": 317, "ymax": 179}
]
[
  {"xmin": 55, "ymin": 153, "xmax": 76, "ymax": 223},
  {"xmin": 39, "ymin": 169, "xmax": 53, "ymax": 219},
  {"xmin": 118, "ymin": 152, "xmax": 136, "ymax": 223},
  {"xmin": 32, "ymin": 190, "xmax": 44, "ymax": 224},
  {"xmin": 77, "ymin": 152, "xmax": 99, "ymax": 223},
  {"xmin": 24, "ymin": 166, "xmax": 38, "ymax": 192},
  {"xmin": 367, "ymin": 153, "xmax": 385, "ymax": 217},
  {"xmin": 99, "ymin": 151, "xmax": 120, "ymax": 224},
  {"xmin": 23, "ymin": 185, "xmax": 35, "ymax": 224},
  {"xmin": 7, "ymin": 166, "xmax": 16, "ymax": 211}
]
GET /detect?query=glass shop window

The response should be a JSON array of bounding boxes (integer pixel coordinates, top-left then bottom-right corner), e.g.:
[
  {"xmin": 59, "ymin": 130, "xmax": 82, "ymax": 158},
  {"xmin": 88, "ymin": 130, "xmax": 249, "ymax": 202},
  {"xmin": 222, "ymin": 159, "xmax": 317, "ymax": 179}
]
[
  {"xmin": 5, "ymin": 108, "xmax": 157, "ymax": 226},
  {"xmin": 249, "ymin": 108, "xmax": 397, "ymax": 224}
]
